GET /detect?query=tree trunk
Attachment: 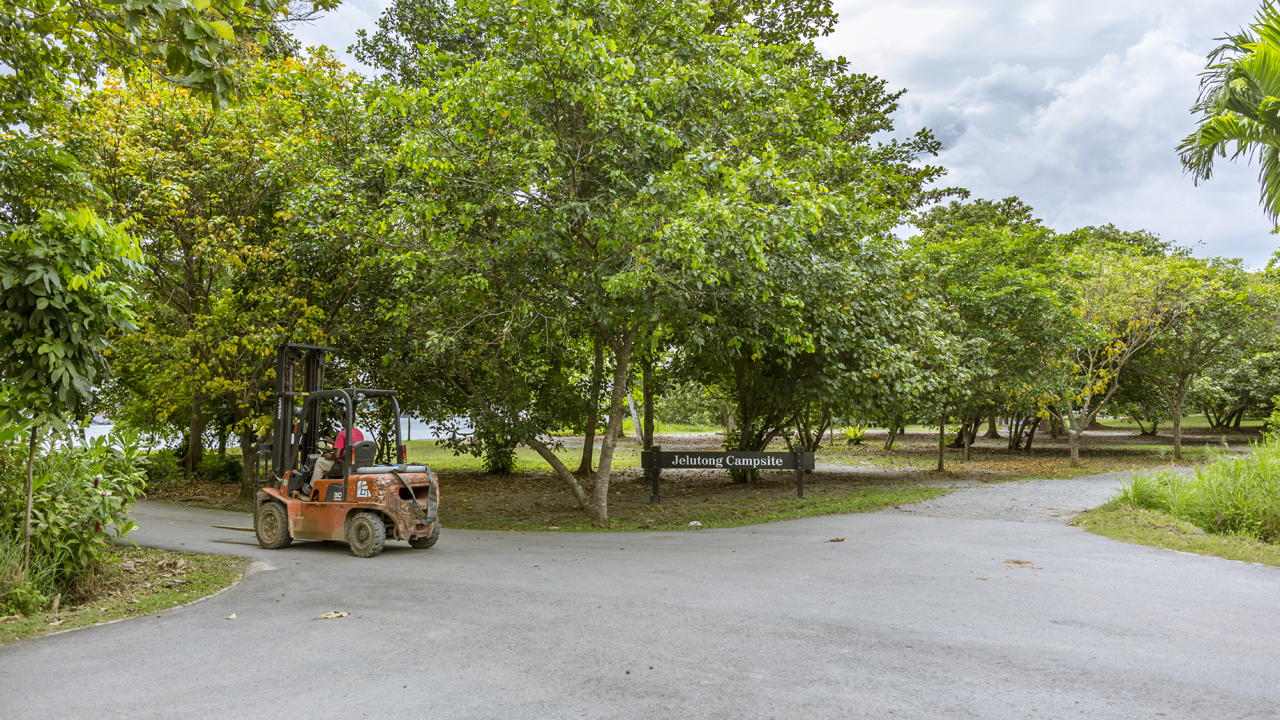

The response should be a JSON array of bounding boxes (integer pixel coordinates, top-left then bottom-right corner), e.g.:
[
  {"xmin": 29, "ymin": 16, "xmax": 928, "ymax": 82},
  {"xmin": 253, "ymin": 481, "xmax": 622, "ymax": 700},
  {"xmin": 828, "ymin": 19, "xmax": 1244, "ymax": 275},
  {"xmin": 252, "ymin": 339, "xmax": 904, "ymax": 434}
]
[
  {"xmin": 642, "ymin": 358, "xmax": 654, "ymax": 450},
  {"xmin": 963, "ymin": 414, "xmax": 972, "ymax": 461},
  {"xmin": 1172, "ymin": 396, "xmax": 1184, "ymax": 461},
  {"xmin": 592, "ymin": 327, "xmax": 637, "ymax": 523},
  {"xmin": 185, "ymin": 388, "xmax": 205, "ymax": 481},
  {"xmin": 1023, "ymin": 417, "xmax": 1037, "ymax": 452},
  {"xmin": 238, "ymin": 428, "xmax": 257, "ymax": 501},
  {"xmin": 575, "ymin": 333, "xmax": 604, "ymax": 477},
  {"xmin": 525, "ymin": 434, "xmax": 593, "ymax": 512},
  {"xmin": 936, "ymin": 406, "xmax": 946, "ymax": 472},
  {"xmin": 1232, "ymin": 408, "xmax": 1244, "ymax": 430},
  {"xmin": 1133, "ymin": 416, "xmax": 1150, "ymax": 435},
  {"xmin": 1068, "ymin": 422, "xmax": 1081, "ymax": 466},
  {"xmin": 23, "ymin": 423, "xmax": 38, "ymax": 573},
  {"xmin": 218, "ymin": 423, "xmax": 227, "ymax": 459},
  {"xmin": 984, "ymin": 414, "xmax": 1001, "ymax": 439},
  {"xmin": 884, "ymin": 419, "xmax": 901, "ymax": 451}
]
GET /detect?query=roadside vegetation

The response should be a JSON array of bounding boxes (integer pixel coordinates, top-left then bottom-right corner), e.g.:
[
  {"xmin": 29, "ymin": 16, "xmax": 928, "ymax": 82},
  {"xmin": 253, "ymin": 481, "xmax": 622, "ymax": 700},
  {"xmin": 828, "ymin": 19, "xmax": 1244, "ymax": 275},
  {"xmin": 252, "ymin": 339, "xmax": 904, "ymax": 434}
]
[
  {"xmin": 0, "ymin": 545, "xmax": 245, "ymax": 644},
  {"xmin": 1075, "ymin": 415, "xmax": 1280, "ymax": 565},
  {"xmin": 1110, "ymin": 437, "xmax": 1280, "ymax": 542},
  {"xmin": 1072, "ymin": 503, "xmax": 1280, "ymax": 568},
  {"xmin": 0, "ymin": 425, "xmax": 146, "ymax": 617},
  {"xmin": 0, "ymin": 425, "xmax": 241, "ymax": 629}
]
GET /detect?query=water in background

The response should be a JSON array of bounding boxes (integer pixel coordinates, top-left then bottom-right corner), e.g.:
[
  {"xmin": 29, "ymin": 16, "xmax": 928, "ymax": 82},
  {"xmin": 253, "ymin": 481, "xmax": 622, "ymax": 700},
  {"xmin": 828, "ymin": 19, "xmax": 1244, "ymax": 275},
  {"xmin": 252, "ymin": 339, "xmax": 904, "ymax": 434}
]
[{"xmin": 81, "ymin": 415, "xmax": 471, "ymax": 447}]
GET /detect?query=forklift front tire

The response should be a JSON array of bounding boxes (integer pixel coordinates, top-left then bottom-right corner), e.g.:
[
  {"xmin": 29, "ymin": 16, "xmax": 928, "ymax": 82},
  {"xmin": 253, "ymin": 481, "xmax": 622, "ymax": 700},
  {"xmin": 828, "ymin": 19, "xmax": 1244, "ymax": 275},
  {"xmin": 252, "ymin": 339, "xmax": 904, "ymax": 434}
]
[
  {"xmin": 256, "ymin": 502, "xmax": 292, "ymax": 549},
  {"xmin": 348, "ymin": 512, "xmax": 386, "ymax": 558}
]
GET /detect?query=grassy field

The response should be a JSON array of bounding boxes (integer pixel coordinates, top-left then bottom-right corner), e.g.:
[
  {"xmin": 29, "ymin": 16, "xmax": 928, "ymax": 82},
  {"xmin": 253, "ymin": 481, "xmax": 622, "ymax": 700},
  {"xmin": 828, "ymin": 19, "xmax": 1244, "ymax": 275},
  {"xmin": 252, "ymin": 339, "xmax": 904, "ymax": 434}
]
[
  {"xmin": 1072, "ymin": 502, "xmax": 1280, "ymax": 568},
  {"xmin": 0, "ymin": 545, "xmax": 246, "ymax": 644},
  {"xmin": 441, "ymin": 471, "xmax": 948, "ymax": 531},
  {"xmin": 147, "ymin": 414, "xmax": 1261, "ymax": 531}
]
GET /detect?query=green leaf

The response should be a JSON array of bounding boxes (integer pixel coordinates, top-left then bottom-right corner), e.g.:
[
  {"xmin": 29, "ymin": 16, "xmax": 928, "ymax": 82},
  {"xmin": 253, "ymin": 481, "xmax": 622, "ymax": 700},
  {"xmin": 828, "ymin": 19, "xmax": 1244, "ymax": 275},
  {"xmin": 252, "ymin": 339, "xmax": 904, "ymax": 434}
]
[{"xmin": 209, "ymin": 20, "xmax": 235, "ymax": 41}]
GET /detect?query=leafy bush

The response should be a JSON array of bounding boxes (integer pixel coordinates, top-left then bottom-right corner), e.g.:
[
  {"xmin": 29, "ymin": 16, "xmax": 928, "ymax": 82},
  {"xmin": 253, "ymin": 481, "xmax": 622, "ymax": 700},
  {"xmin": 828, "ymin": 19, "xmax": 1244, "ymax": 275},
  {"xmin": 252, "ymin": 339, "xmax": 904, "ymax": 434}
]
[
  {"xmin": 0, "ymin": 424, "xmax": 147, "ymax": 614},
  {"xmin": 1115, "ymin": 436, "xmax": 1280, "ymax": 542},
  {"xmin": 656, "ymin": 381, "xmax": 727, "ymax": 427},
  {"xmin": 142, "ymin": 449, "xmax": 181, "ymax": 485},
  {"xmin": 196, "ymin": 455, "xmax": 243, "ymax": 484}
]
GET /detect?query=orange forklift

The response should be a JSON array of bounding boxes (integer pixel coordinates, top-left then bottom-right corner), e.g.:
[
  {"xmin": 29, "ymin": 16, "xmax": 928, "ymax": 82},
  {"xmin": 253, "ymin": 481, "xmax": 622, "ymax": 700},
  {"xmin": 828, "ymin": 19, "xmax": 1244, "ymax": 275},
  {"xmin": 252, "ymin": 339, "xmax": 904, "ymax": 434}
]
[{"xmin": 253, "ymin": 343, "xmax": 440, "ymax": 558}]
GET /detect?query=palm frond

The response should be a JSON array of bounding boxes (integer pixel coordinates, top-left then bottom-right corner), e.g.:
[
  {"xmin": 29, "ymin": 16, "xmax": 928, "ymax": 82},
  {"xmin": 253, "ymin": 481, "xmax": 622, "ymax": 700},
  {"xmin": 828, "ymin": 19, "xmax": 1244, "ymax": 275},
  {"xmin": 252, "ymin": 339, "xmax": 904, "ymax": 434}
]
[
  {"xmin": 1178, "ymin": 113, "xmax": 1277, "ymax": 181},
  {"xmin": 1254, "ymin": 0, "xmax": 1280, "ymax": 49},
  {"xmin": 1181, "ymin": 0, "xmax": 1280, "ymax": 230},
  {"xmin": 1257, "ymin": 143, "xmax": 1280, "ymax": 224}
]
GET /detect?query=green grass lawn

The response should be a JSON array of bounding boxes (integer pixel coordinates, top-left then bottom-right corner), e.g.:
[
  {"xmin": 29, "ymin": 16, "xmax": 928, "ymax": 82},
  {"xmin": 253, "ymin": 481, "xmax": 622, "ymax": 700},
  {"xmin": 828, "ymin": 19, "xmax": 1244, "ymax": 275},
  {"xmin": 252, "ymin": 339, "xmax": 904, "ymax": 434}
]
[
  {"xmin": 1097, "ymin": 414, "xmax": 1265, "ymax": 432},
  {"xmin": 1072, "ymin": 502, "xmax": 1280, "ymax": 568},
  {"xmin": 445, "ymin": 483, "xmax": 949, "ymax": 532}
]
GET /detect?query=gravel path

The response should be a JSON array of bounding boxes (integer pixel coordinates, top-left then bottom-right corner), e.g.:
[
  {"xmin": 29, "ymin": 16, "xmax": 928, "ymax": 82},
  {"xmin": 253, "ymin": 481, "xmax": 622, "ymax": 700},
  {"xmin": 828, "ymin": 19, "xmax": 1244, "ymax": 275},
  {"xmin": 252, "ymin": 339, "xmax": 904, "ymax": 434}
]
[{"xmin": 879, "ymin": 471, "xmax": 1134, "ymax": 523}]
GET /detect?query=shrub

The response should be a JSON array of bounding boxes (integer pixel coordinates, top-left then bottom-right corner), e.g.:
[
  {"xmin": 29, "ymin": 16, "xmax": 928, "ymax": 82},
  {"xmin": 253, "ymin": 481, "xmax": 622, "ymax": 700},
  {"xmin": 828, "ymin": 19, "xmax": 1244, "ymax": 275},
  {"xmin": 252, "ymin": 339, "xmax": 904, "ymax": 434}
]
[
  {"xmin": 0, "ymin": 424, "xmax": 146, "ymax": 613},
  {"xmin": 655, "ymin": 380, "xmax": 728, "ymax": 427},
  {"xmin": 196, "ymin": 455, "xmax": 243, "ymax": 484},
  {"xmin": 142, "ymin": 449, "xmax": 181, "ymax": 485},
  {"xmin": 1115, "ymin": 436, "xmax": 1280, "ymax": 542}
]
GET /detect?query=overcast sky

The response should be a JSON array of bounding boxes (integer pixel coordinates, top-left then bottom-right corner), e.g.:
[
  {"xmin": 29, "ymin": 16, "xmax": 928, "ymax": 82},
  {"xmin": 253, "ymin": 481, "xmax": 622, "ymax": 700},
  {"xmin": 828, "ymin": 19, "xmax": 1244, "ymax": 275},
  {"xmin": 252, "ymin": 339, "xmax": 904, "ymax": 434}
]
[{"xmin": 291, "ymin": 0, "xmax": 1276, "ymax": 266}]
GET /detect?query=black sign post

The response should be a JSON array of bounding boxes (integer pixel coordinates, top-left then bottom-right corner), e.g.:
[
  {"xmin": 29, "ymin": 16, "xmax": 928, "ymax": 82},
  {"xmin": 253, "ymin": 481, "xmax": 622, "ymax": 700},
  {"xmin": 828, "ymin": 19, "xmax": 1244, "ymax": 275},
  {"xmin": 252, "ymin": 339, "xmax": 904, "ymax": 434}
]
[{"xmin": 640, "ymin": 449, "xmax": 816, "ymax": 499}]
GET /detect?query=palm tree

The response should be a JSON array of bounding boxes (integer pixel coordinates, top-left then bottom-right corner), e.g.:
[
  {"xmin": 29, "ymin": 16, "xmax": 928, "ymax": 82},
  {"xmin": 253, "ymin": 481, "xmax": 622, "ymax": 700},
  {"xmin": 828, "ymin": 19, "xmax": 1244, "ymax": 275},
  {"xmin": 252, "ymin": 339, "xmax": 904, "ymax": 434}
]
[{"xmin": 1179, "ymin": 1, "xmax": 1280, "ymax": 226}]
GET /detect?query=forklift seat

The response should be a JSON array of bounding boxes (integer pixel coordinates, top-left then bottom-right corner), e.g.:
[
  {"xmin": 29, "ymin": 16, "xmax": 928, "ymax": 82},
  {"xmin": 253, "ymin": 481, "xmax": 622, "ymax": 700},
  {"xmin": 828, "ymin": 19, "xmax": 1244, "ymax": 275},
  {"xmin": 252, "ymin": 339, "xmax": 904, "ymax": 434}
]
[{"xmin": 351, "ymin": 440, "xmax": 378, "ymax": 468}]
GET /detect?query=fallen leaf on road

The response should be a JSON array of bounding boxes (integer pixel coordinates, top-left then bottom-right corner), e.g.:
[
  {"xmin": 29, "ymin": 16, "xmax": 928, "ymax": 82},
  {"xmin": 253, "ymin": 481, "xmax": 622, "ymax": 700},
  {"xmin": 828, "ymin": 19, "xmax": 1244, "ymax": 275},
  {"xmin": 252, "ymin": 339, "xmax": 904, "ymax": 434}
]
[
  {"xmin": 313, "ymin": 611, "xmax": 350, "ymax": 620},
  {"xmin": 226, "ymin": 614, "xmax": 237, "ymax": 620},
  {"xmin": 828, "ymin": 538, "xmax": 845, "ymax": 543}
]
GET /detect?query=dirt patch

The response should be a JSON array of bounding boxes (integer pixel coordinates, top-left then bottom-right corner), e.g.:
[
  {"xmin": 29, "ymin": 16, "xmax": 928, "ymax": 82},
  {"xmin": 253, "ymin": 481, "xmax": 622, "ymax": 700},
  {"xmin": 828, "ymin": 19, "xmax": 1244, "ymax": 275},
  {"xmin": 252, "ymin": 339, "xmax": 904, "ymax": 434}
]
[{"xmin": 146, "ymin": 478, "xmax": 252, "ymax": 513}]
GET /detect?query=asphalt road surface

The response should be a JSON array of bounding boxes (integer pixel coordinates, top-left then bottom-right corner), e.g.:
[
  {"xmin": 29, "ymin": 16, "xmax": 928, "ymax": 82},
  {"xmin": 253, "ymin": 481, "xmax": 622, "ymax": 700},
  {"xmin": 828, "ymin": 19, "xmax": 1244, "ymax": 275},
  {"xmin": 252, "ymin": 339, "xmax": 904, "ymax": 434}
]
[{"xmin": 3, "ymin": 474, "xmax": 1279, "ymax": 719}]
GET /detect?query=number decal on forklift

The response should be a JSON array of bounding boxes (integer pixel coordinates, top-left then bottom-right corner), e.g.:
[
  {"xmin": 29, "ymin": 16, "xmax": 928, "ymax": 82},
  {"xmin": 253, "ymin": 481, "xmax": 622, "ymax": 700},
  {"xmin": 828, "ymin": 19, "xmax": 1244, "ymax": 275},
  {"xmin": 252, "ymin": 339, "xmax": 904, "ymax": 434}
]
[{"xmin": 357, "ymin": 480, "xmax": 370, "ymax": 498}]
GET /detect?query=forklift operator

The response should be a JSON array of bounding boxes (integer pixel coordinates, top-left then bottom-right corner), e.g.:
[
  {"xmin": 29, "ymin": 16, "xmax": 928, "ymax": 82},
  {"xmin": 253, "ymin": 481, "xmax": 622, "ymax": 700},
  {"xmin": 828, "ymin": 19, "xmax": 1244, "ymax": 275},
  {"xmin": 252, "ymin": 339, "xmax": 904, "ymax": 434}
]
[{"xmin": 311, "ymin": 427, "xmax": 367, "ymax": 483}]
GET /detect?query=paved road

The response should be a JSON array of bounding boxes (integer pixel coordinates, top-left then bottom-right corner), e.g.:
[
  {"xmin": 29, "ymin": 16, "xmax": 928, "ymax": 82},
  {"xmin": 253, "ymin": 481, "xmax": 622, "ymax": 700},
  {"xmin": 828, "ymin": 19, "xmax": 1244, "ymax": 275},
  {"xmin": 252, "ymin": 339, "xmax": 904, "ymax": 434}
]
[{"xmin": 3, "ymin": 474, "xmax": 1279, "ymax": 719}]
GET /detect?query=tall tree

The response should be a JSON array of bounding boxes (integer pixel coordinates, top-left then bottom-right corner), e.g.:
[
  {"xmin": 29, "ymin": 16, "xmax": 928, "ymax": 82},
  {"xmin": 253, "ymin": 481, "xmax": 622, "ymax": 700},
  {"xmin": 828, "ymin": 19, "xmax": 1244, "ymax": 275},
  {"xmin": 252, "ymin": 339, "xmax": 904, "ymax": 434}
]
[
  {"xmin": 909, "ymin": 197, "xmax": 1082, "ymax": 453},
  {"xmin": 56, "ymin": 57, "xmax": 362, "ymax": 495},
  {"xmin": 382, "ymin": 0, "xmax": 947, "ymax": 522},
  {"xmin": 1130, "ymin": 261, "xmax": 1280, "ymax": 458},
  {"xmin": 1042, "ymin": 251, "xmax": 1200, "ymax": 465}
]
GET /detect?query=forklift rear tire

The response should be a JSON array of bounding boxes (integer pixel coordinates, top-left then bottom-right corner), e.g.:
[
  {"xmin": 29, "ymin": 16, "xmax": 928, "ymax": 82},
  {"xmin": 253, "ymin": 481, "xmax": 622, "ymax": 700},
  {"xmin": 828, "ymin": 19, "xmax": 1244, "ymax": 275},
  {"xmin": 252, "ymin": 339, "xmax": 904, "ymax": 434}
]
[
  {"xmin": 256, "ymin": 502, "xmax": 292, "ymax": 549},
  {"xmin": 409, "ymin": 522, "xmax": 440, "ymax": 549},
  {"xmin": 348, "ymin": 512, "xmax": 386, "ymax": 558}
]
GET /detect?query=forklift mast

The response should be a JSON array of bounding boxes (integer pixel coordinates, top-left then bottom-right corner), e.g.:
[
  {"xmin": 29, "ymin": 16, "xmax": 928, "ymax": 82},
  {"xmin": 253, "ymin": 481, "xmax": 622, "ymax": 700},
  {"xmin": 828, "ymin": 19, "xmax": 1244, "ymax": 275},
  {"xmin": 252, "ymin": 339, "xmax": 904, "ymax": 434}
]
[{"xmin": 271, "ymin": 343, "xmax": 335, "ymax": 478}]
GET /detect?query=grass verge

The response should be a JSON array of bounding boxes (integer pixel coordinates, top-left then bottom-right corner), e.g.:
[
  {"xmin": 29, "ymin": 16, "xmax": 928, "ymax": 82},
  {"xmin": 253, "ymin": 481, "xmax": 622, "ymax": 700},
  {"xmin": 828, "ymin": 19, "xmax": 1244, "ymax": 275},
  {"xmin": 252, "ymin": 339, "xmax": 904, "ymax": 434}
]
[
  {"xmin": 1071, "ymin": 502, "xmax": 1280, "ymax": 568},
  {"xmin": 0, "ymin": 545, "xmax": 246, "ymax": 644},
  {"xmin": 447, "ymin": 484, "xmax": 949, "ymax": 532}
]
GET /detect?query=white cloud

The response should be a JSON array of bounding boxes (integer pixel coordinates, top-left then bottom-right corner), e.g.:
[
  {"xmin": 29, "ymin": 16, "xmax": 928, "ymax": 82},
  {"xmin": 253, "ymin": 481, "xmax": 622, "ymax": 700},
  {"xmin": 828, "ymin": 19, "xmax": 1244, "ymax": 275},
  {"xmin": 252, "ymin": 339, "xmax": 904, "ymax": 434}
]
[
  {"xmin": 293, "ymin": 0, "xmax": 1278, "ymax": 264},
  {"xmin": 821, "ymin": 0, "xmax": 1277, "ymax": 265}
]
